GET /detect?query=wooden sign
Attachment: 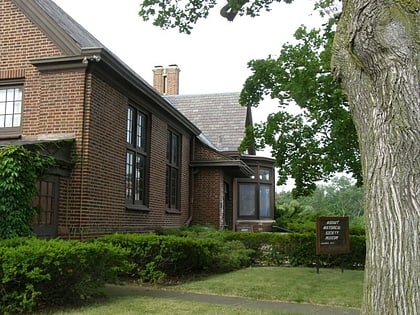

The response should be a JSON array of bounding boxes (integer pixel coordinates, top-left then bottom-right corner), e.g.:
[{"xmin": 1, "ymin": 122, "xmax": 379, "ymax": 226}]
[{"xmin": 316, "ymin": 217, "xmax": 350, "ymax": 255}]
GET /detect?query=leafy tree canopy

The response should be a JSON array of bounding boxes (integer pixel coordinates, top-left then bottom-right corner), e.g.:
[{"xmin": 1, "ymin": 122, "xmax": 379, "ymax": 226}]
[{"xmin": 239, "ymin": 18, "xmax": 362, "ymax": 197}]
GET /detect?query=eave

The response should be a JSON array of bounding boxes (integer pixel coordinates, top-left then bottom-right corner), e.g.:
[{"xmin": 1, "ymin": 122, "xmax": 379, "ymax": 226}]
[{"xmin": 191, "ymin": 160, "xmax": 254, "ymax": 178}]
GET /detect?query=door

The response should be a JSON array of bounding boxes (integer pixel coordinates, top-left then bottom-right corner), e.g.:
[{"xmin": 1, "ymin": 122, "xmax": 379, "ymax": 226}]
[{"xmin": 32, "ymin": 176, "xmax": 59, "ymax": 238}]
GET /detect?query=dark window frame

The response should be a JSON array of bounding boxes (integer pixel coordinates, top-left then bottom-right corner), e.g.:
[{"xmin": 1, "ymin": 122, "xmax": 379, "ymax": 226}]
[
  {"xmin": 165, "ymin": 129, "xmax": 181, "ymax": 211},
  {"xmin": 125, "ymin": 105, "xmax": 149, "ymax": 211},
  {"xmin": 237, "ymin": 166, "xmax": 274, "ymax": 219},
  {"xmin": 0, "ymin": 81, "xmax": 24, "ymax": 139}
]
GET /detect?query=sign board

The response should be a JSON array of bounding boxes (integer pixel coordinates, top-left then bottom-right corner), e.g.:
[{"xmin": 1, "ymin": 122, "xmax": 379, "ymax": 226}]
[{"xmin": 316, "ymin": 217, "xmax": 350, "ymax": 255}]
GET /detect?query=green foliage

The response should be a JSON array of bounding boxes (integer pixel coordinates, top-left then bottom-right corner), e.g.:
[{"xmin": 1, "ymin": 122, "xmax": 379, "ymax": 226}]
[
  {"xmin": 239, "ymin": 21, "xmax": 361, "ymax": 197},
  {"xmin": 225, "ymin": 231, "xmax": 365, "ymax": 269},
  {"xmin": 274, "ymin": 177, "xmax": 365, "ymax": 234},
  {"xmin": 0, "ymin": 146, "xmax": 55, "ymax": 239},
  {"xmin": 96, "ymin": 232, "xmax": 253, "ymax": 283},
  {"xmin": 0, "ymin": 238, "xmax": 129, "ymax": 314},
  {"xmin": 138, "ymin": 0, "xmax": 295, "ymax": 34},
  {"xmin": 139, "ymin": 0, "xmax": 218, "ymax": 34}
]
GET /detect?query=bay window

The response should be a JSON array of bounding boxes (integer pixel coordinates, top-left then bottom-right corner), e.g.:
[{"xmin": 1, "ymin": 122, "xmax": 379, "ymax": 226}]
[{"xmin": 238, "ymin": 166, "xmax": 274, "ymax": 219}]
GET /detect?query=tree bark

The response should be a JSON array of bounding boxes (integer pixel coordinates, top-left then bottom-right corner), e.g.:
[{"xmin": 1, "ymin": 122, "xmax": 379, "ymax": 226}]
[{"xmin": 332, "ymin": 1, "xmax": 419, "ymax": 314}]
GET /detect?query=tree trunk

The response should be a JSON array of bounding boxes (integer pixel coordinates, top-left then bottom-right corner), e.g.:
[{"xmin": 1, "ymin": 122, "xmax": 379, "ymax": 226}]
[{"xmin": 332, "ymin": 1, "xmax": 419, "ymax": 314}]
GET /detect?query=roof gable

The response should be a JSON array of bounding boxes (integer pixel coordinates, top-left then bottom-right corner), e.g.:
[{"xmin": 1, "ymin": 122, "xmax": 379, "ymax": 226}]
[{"xmin": 166, "ymin": 92, "xmax": 247, "ymax": 152}]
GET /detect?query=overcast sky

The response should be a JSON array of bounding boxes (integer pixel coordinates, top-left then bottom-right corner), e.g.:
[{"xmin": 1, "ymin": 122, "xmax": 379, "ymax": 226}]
[
  {"xmin": 52, "ymin": 0, "xmax": 325, "ymax": 190},
  {"xmin": 53, "ymin": 1, "xmax": 323, "ymax": 95}
]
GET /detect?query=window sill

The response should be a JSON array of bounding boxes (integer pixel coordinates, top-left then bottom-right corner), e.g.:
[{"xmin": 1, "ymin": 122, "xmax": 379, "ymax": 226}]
[
  {"xmin": 165, "ymin": 208, "xmax": 181, "ymax": 215},
  {"xmin": 0, "ymin": 132, "xmax": 21, "ymax": 140},
  {"xmin": 126, "ymin": 204, "xmax": 150, "ymax": 212}
]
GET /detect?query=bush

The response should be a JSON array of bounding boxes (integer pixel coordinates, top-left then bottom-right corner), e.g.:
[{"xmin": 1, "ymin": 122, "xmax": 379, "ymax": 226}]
[
  {"xmin": 97, "ymin": 232, "xmax": 253, "ymax": 282},
  {"xmin": 224, "ymin": 231, "xmax": 365, "ymax": 269},
  {"xmin": 0, "ymin": 238, "xmax": 130, "ymax": 314}
]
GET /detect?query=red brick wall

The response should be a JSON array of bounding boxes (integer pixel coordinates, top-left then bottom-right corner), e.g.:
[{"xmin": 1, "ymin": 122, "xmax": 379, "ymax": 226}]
[
  {"xmin": 192, "ymin": 168, "xmax": 222, "ymax": 227},
  {"xmin": 191, "ymin": 141, "xmax": 225, "ymax": 227},
  {"xmin": 1, "ymin": 0, "xmax": 193, "ymax": 239}
]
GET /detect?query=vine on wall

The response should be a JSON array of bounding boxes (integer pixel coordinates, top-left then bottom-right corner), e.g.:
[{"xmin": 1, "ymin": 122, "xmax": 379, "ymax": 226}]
[{"xmin": 0, "ymin": 145, "xmax": 55, "ymax": 238}]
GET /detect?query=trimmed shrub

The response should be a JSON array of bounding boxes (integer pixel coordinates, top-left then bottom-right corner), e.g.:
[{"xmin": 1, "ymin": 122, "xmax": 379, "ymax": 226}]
[
  {"xmin": 224, "ymin": 231, "xmax": 365, "ymax": 269},
  {"xmin": 97, "ymin": 233, "xmax": 253, "ymax": 282},
  {"xmin": 0, "ymin": 238, "xmax": 130, "ymax": 314}
]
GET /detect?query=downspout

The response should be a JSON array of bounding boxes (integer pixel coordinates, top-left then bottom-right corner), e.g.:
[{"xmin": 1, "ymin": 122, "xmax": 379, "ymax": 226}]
[
  {"xmin": 186, "ymin": 136, "xmax": 196, "ymax": 226},
  {"xmin": 79, "ymin": 61, "xmax": 90, "ymax": 240}
]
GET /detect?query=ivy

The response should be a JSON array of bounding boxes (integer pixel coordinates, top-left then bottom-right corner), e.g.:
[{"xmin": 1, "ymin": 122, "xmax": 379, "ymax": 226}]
[{"xmin": 0, "ymin": 146, "xmax": 55, "ymax": 239}]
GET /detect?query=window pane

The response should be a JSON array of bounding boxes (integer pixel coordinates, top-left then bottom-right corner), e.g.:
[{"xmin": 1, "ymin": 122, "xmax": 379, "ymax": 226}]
[
  {"xmin": 165, "ymin": 165, "xmax": 170, "ymax": 205},
  {"xmin": 14, "ymin": 88, "xmax": 22, "ymax": 101},
  {"xmin": 6, "ymin": 102, "xmax": 14, "ymax": 114},
  {"xmin": 0, "ymin": 115, "xmax": 4, "ymax": 128},
  {"xmin": 260, "ymin": 184, "xmax": 271, "ymax": 217},
  {"xmin": 13, "ymin": 114, "xmax": 21, "ymax": 127},
  {"xmin": 6, "ymin": 88, "xmax": 14, "ymax": 101},
  {"xmin": 259, "ymin": 169, "xmax": 271, "ymax": 181},
  {"xmin": 136, "ymin": 112, "xmax": 146, "ymax": 149},
  {"xmin": 239, "ymin": 183, "xmax": 256, "ymax": 216},
  {"xmin": 126, "ymin": 108, "xmax": 133, "ymax": 144},
  {"xmin": 0, "ymin": 102, "xmax": 5, "ymax": 114},
  {"xmin": 135, "ymin": 155, "xmax": 144, "ymax": 203},
  {"xmin": 14, "ymin": 101, "xmax": 21, "ymax": 114},
  {"xmin": 170, "ymin": 168, "xmax": 178, "ymax": 207},
  {"xmin": 172, "ymin": 133, "xmax": 179, "ymax": 165},
  {"xmin": 0, "ymin": 90, "xmax": 6, "ymax": 102},
  {"xmin": 5, "ymin": 115, "xmax": 13, "ymax": 127},
  {"xmin": 125, "ymin": 151, "xmax": 134, "ymax": 201}
]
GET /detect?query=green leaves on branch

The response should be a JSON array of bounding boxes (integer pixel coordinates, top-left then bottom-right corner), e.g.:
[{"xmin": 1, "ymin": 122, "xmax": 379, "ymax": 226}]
[
  {"xmin": 239, "ymin": 21, "xmax": 362, "ymax": 197},
  {"xmin": 139, "ymin": 0, "xmax": 218, "ymax": 34},
  {"xmin": 138, "ymin": 0, "xmax": 295, "ymax": 33},
  {"xmin": 0, "ymin": 146, "xmax": 55, "ymax": 238}
]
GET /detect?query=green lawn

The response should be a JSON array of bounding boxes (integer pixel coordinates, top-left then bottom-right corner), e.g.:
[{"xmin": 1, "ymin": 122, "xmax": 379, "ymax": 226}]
[
  {"xmin": 169, "ymin": 266, "xmax": 363, "ymax": 307},
  {"xmin": 39, "ymin": 267, "xmax": 363, "ymax": 315}
]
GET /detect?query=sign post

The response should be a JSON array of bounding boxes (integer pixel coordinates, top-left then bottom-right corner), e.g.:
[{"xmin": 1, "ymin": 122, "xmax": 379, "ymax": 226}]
[{"xmin": 316, "ymin": 217, "xmax": 350, "ymax": 273}]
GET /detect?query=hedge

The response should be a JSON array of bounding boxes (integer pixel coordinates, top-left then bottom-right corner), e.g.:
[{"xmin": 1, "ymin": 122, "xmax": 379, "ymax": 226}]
[
  {"xmin": 0, "ymin": 238, "xmax": 130, "ymax": 314},
  {"xmin": 96, "ymin": 233, "xmax": 253, "ymax": 282},
  {"xmin": 223, "ymin": 231, "xmax": 366, "ymax": 269}
]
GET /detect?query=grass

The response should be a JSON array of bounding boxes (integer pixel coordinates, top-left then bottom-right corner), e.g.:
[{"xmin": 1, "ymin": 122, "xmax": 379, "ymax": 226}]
[
  {"xmin": 38, "ymin": 267, "xmax": 363, "ymax": 315},
  {"xmin": 168, "ymin": 266, "xmax": 363, "ymax": 307},
  {"xmin": 42, "ymin": 297, "xmax": 300, "ymax": 315}
]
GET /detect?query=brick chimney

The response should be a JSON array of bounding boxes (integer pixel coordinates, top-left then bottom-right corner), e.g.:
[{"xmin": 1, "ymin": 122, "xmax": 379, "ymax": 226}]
[{"xmin": 153, "ymin": 64, "xmax": 180, "ymax": 95}]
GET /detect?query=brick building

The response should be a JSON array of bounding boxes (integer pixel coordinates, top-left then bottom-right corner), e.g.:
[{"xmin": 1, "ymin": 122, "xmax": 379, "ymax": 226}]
[{"xmin": 0, "ymin": 0, "xmax": 275, "ymax": 239}]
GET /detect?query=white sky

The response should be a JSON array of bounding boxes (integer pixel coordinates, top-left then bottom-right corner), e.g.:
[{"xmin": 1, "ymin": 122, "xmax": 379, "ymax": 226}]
[{"xmin": 52, "ymin": 0, "xmax": 326, "ymax": 190}]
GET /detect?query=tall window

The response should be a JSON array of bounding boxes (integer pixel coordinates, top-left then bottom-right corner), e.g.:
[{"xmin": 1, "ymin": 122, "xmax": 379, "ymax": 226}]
[
  {"xmin": 0, "ymin": 86, "xmax": 23, "ymax": 133},
  {"xmin": 238, "ymin": 167, "xmax": 273, "ymax": 219},
  {"xmin": 126, "ymin": 106, "xmax": 148, "ymax": 208},
  {"xmin": 166, "ymin": 130, "xmax": 180, "ymax": 209}
]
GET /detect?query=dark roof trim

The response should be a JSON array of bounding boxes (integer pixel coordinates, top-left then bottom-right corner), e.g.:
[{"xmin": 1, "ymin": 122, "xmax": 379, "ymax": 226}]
[
  {"xmin": 191, "ymin": 160, "xmax": 254, "ymax": 177},
  {"xmin": 12, "ymin": 0, "xmax": 81, "ymax": 55},
  {"xmin": 240, "ymin": 155, "xmax": 276, "ymax": 164},
  {"xmin": 31, "ymin": 55, "xmax": 88, "ymax": 71}
]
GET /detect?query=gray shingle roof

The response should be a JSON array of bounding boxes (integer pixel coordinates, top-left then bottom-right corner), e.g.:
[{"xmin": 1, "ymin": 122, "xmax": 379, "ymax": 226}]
[
  {"xmin": 34, "ymin": 0, "xmax": 104, "ymax": 49},
  {"xmin": 165, "ymin": 93, "xmax": 247, "ymax": 152}
]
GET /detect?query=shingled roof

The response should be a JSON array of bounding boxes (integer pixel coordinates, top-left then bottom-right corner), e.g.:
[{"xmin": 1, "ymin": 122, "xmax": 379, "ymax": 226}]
[
  {"xmin": 165, "ymin": 93, "xmax": 247, "ymax": 152},
  {"xmin": 33, "ymin": 0, "xmax": 103, "ymax": 49}
]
